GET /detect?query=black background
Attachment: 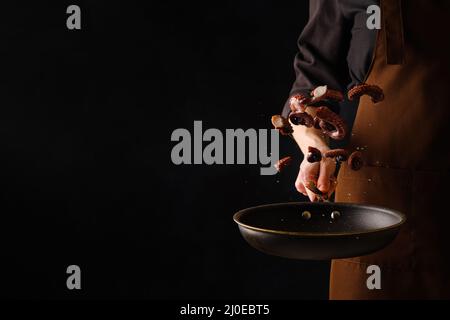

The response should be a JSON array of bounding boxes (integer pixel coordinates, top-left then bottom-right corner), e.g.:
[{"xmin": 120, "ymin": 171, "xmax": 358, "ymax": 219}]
[{"xmin": 0, "ymin": 1, "xmax": 331, "ymax": 299}]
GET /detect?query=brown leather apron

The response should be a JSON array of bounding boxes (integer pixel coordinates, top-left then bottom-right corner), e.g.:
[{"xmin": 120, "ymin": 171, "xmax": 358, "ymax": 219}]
[{"xmin": 330, "ymin": 0, "xmax": 450, "ymax": 299}]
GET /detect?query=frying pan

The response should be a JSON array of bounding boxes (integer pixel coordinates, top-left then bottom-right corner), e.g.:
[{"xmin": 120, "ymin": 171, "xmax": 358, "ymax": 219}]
[{"xmin": 233, "ymin": 202, "xmax": 406, "ymax": 260}]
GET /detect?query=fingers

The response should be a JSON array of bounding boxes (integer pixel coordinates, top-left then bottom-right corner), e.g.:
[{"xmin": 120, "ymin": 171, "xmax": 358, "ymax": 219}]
[
  {"xmin": 295, "ymin": 162, "xmax": 318, "ymax": 201},
  {"xmin": 296, "ymin": 158, "xmax": 338, "ymax": 202},
  {"xmin": 317, "ymin": 173, "xmax": 330, "ymax": 194},
  {"xmin": 305, "ymin": 187, "xmax": 318, "ymax": 202},
  {"xmin": 317, "ymin": 158, "xmax": 336, "ymax": 194},
  {"xmin": 296, "ymin": 180, "xmax": 317, "ymax": 202},
  {"xmin": 300, "ymin": 163, "xmax": 320, "ymax": 202},
  {"xmin": 295, "ymin": 175, "xmax": 307, "ymax": 196},
  {"xmin": 295, "ymin": 177, "xmax": 319, "ymax": 202},
  {"xmin": 327, "ymin": 177, "xmax": 338, "ymax": 198}
]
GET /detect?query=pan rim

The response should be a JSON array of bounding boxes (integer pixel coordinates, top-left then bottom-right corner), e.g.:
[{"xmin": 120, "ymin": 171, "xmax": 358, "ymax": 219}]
[{"xmin": 233, "ymin": 202, "xmax": 407, "ymax": 237}]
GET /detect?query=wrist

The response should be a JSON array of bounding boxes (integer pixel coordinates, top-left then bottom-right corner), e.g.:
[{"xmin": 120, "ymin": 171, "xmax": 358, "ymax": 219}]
[{"xmin": 292, "ymin": 126, "xmax": 329, "ymax": 155}]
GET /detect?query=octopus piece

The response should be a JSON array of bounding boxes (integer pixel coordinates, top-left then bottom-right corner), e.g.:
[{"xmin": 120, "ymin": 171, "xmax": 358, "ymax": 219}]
[
  {"xmin": 315, "ymin": 106, "xmax": 348, "ymax": 140},
  {"xmin": 323, "ymin": 149, "xmax": 350, "ymax": 162},
  {"xmin": 289, "ymin": 94, "xmax": 312, "ymax": 113},
  {"xmin": 348, "ymin": 151, "xmax": 364, "ymax": 171},
  {"xmin": 274, "ymin": 156, "xmax": 293, "ymax": 173},
  {"xmin": 311, "ymin": 85, "xmax": 344, "ymax": 103},
  {"xmin": 289, "ymin": 111, "xmax": 314, "ymax": 128},
  {"xmin": 313, "ymin": 117, "xmax": 321, "ymax": 130},
  {"xmin": 271, "ymin": 115, "xmax": 293, "ymax": 136},
  {"xmin": 307, "ymin": 146, "xmax": 322, "ymax": 163},
  {"xmin": 348, "ymin": 83, "xmax": 385, "ymax": 103}
]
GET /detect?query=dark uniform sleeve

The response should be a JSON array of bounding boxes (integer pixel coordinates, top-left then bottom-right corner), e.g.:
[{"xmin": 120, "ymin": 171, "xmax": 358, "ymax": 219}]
[{"xmin": 282, "ymin": 0, "xmax": 352, "ymax": 117}]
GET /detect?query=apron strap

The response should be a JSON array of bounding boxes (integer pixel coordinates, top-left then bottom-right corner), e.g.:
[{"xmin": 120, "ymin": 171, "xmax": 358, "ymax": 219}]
[{"xmin": 381, "ymin": 0, "xmax": 405, "ymax": 65}]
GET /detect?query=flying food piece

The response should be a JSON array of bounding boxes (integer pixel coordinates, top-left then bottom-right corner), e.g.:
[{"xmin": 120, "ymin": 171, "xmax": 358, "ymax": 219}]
[
  {"xmin": 313, "ymin": 117, "xmax": 321, "ymax": 130},
  {"xmin": 289, "ymin": 94, "xmax": 311, "ymax": 113},
  {"xmin": 315, "ymin": 106, "xmax": 348, "ymax": 140},
  {"xmin": 324, "ymin": 149, "xmax": 350, "ymax": 162},
  {"xmin": 289, "ymin": 111, "xmax": 314, "ymax": 128},
  {"xmin": 274, "ymin": 156, "xmax": 293, "ymax": 173},
  {"xmin": 348, "ymin": 83, "xmax": 385, "ymax": 103},
  {"xmin": 307, "ymin": 146, "xmax": 322, "ymax": 163},
  {"xmin": 311, "ymin": 85, "xmax": 344, "ymax": 103},
  {"xmin": 271, "ymin": 115, "xmax": 286, "ymax": 129},
  {"xmin": 348, "ymin": 151, "xmax": 364, "ymax": 171},
  {"xmin": 271, "ymin": 115, "xmax": 294, "ymax": 136}
]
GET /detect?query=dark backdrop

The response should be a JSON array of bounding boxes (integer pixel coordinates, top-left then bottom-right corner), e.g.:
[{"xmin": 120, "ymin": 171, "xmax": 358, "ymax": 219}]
[{"xmin": 0, "ymin": 1, "xmax": 331, "ymax": 299}]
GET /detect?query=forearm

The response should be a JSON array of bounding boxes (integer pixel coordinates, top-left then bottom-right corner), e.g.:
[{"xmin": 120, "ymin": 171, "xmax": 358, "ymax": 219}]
[{"xmin": 291, "ymin": 108, "xmax": 329, "ymax": 155}]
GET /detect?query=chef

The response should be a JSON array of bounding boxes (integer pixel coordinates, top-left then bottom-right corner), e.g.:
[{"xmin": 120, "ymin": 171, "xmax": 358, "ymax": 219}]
[{"xmin": 284, "ymin": 0, "xmax": 450, "ymax": 299}]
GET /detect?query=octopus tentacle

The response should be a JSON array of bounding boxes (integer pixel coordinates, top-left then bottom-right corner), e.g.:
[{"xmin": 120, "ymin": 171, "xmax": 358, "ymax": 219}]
[
  {"xmin": 315, "ymin": 106, "xmax": 348, "ymax": 140},
  {"xmin": 348, "ymin": 151, "xmax": 364, "ymax": 171},
  {"xmin": 289, "ymin": 111, "xmax": 314, "ymax": 128},
  {"xmin": 313, "ymin": 117, "xmax": 321, "ymax": 130},
  {"xmin": 311, "ymin": 85, "xmax": 344, "ymax": 103},
  {"xmin": 323, "ymin": 149, "xmax": 350, "ymax": 162},
  {"xmin": 307, "ymin": 146, "xmax": 322, "ymax": 163},
  {"xmin": 274, "ymin": 156, "xmax": 293, "ymax": 173},
  {"xmin": 348, "ymin": 83, "xmax": 385, "ymax": 103},
  {"xmin": 289, "ymin": 94, "xmax": 311, "ymax": 113},
  {"xmin": 271, "ymin": 115, "xmax": 293, "ymax": 136}
]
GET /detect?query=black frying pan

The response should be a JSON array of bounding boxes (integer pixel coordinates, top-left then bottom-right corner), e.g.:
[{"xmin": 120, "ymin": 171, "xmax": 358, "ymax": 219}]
[{"xmin": 233, "ymin": 202, "xmax": 406, "ymax": 260}]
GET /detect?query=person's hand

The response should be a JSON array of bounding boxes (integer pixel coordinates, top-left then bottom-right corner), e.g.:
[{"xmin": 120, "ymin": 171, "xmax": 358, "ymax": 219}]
[
  {"xmin": 295, "ymin": 156, "xmax": 337, "ymax": 202},
  {"xmin": 289, "ymin": 106, "xmax": 337, "ymax": 201}
]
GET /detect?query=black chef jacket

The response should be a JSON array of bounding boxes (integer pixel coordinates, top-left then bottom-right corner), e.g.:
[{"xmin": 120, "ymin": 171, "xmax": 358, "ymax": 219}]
[{"xmin": 283, "ymin": 0, "xmax": 378, "ymax": 118}]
